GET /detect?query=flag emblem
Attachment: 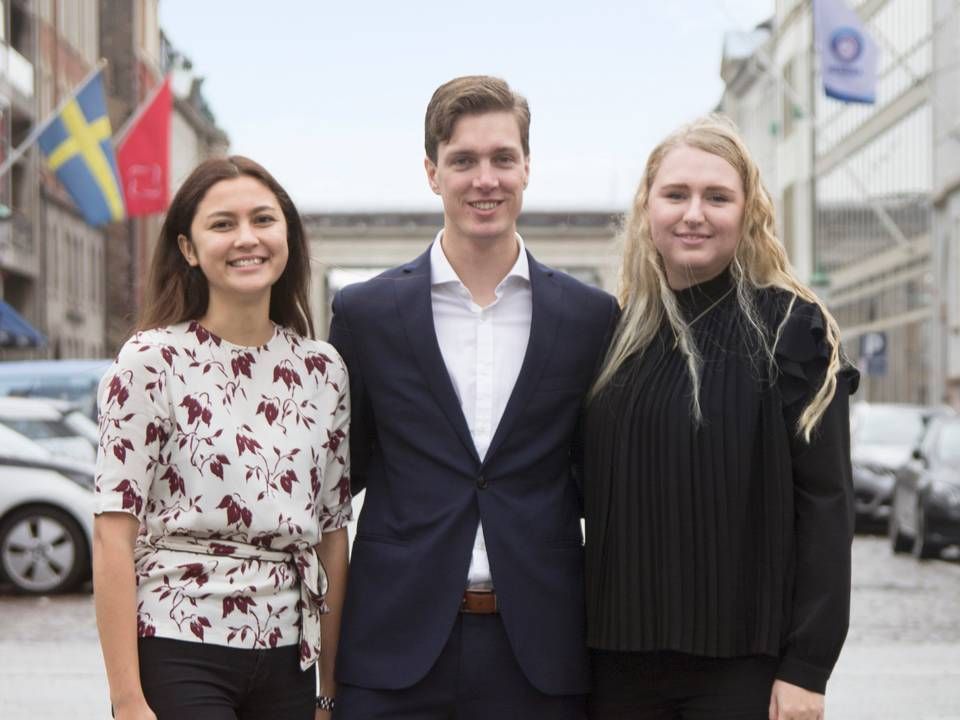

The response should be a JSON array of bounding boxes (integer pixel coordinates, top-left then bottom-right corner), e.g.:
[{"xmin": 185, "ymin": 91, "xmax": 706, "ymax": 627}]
[
  {"xmin": 37, "ymin": 69, "xmax": 125, "ymax": 225},
  {"xmin": 830, "ymin": 28, "xmax": 864, "ymax": 63}
]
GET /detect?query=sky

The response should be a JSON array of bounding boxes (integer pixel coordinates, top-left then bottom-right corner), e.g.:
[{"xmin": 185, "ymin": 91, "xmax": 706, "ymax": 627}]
[{"xmin": 158, "ymin": 0, "xmax": 775, "ymax": 214}]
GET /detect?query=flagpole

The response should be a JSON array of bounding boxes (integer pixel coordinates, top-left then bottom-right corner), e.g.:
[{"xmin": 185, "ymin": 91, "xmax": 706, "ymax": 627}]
[
  {"xmin": 809, "ymin": 0, "xmax": 821, "ymax": 285},
  {"xmin": 0, "ymin": 58, "xmax": 108, "ymax": 182},
  {"xmin": 113, "ymin": 74, "xmax": 170, "ymax": 148}
]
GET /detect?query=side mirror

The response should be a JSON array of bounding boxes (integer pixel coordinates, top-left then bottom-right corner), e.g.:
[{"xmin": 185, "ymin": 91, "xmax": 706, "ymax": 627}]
[{"xmin": 912, "ymin": 448, "xmax": 922, "ymax": 460}]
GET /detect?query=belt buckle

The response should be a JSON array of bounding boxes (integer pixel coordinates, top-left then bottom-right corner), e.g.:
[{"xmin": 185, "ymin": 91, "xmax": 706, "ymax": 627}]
[{"xmin": 461, "ymin": 589, "xmax": 498, "ymax": 615}]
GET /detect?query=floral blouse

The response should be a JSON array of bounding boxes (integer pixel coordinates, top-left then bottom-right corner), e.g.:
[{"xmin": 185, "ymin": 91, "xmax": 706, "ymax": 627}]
[{"xmin": 95, "ymin": 321, "xmax": 351, "ymax": 668}]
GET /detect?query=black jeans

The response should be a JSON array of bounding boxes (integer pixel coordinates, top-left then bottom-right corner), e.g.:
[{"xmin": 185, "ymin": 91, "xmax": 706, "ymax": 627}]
[
  {"xmin": 134, "ymin": 636, "xmax": 315, "ymax": 720},
  {"xmin": 588, "ymin": 650, "xmax": 778, "ymax": 720}
]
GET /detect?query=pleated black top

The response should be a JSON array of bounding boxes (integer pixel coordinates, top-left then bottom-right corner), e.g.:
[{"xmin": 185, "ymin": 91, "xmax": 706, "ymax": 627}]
[{"xmin": 583, "ymin": 269, "xmax": 859, "ymax": 693}]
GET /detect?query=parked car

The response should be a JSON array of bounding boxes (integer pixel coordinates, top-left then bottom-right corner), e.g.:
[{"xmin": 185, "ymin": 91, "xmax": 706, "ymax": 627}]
[
  {"xmin": 850, "ymin": 403, "xmax": 950, "ymax": 524},
  {"xmin": 0, "ymin": 396, "xmax": 97, "ymax": 463},
  {"xmin": 889, "ymin": 415, "xmax": 960, "ymax": 559},
  {"xmin": 41, "ymin": 398, "xmax": 100, "ymax": 447},
  {"xmin": 0, "ymin": 423, "xmax": 95, "ymax": 594},
  {"xmin": 0, "ymin": 358, "xmax": 112, "ymax": 421}
]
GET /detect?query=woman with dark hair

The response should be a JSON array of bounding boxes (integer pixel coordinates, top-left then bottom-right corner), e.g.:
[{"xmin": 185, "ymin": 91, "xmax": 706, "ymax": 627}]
[
  {"xmin": 93, "ymin": 156, "xmax": 350, "ymax": 720},
  {"xmin": 584, "ymin": 117, "xmax": 858, "ymax": 720}
]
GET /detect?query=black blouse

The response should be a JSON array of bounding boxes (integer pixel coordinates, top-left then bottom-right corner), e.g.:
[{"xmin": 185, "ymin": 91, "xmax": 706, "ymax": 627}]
[{"xmin": 583, "ymin": 269, "xmax": 859, "ymax": 694}]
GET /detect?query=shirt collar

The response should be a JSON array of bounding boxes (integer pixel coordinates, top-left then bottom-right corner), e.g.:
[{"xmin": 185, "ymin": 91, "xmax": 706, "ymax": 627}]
[{"xmin": 430, "ymin": 229, "xmax": 530, "ymax": 288}]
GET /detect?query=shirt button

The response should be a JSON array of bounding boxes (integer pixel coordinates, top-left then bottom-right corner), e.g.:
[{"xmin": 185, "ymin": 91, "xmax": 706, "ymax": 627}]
[{"xmin": 477, "ymin": 475, "xmax": 488, "ymax": 489}]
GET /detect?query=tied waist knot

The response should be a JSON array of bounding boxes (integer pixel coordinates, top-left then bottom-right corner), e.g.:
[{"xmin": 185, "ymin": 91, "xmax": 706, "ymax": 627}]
[{"xmin": 145, "ymin": 535, "xmax": 328, "ymax": 670}]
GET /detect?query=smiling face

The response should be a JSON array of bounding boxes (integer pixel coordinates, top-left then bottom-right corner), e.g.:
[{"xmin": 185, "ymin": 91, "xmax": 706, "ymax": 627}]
[
  {"xmin": 424, "ymin": 110, "xmax": 529, "ymax": 250},
  {"xmin": 648, "ymin": 144, "xmax": 745, "ymax": 289},
  {"xmin": 178, "ymin": 175, "xmax": 289, "ymax": 311}
]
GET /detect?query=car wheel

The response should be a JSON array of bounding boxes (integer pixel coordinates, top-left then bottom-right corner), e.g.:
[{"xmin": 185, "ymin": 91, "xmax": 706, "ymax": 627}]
[
  {"xmin": 888, "ymin": 500, "xmax": 912, "ymax": 554},
  {"xmin": 0, "ymin": 506, "xmax": 89, "ymax": 594},
  {"xmin": 911, "ymin": 503, "xmax": 943, "ymax": 561}
]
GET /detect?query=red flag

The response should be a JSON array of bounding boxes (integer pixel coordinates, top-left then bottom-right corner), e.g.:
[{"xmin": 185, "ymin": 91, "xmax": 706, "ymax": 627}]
[{"xmin": 117, "ymin": 77, "xmax": 172, "ymax": 216}]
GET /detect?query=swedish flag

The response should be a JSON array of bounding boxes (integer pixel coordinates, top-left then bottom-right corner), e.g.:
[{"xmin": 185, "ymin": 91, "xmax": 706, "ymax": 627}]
[{"xmin": 37, "ymin": 69, "xmax": 125, "ymax": 226}]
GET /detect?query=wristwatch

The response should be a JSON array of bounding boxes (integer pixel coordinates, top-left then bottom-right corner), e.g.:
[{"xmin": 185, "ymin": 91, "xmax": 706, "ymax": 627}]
[{"xmin": 317, "ymin": 695, "xmax": 336, "ymax": 712}]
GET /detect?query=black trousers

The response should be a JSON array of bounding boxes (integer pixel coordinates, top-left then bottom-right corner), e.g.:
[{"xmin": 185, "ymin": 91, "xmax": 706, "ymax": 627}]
[
  {"xmin": 135, "ymin": 636, "xmax": 315, "ymax": 720},
  {"xmin": 334, "ymin": 613, "xmax": 586, "ymax": 720},
  {"xmin": 588, "ymin": 650, "xmax": 778, "ymax": 720}
]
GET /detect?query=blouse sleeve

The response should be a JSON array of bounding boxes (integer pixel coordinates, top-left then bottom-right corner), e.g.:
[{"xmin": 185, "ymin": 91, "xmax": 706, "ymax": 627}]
[
  {"xmin": 774, "ymin": 299, "xmax": 860, "ymax": 694},
  {"xmin": 316, "ymin": 351, "xmax": 353, "ymax": 533},
  {"xmin": 94, "ymin": 336, "xmax": 173, "ymax": 523}
]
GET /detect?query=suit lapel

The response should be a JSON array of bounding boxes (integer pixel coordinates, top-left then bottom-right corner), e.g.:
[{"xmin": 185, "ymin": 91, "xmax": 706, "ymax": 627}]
[
  {"xmin": 394, "ymin": 248, "xmax": 481, "ymax": 466},
  {"xmin": 483, "ymin": 253, "xmax": 563, "ymax": 465}
]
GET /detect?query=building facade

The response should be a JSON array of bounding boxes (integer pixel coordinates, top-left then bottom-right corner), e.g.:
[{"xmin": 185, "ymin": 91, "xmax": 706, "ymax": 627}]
[
  {"xmin": 99, "ymin": 1, "xmax": 227, "ymax": 356},
  {"xmin": 0, "ymin": 0, "xmax": 41, "ymax": 353},
  {"xmin": 99, "ymin": 0, "xmax": 162, "ymax": 355},
  {"xmin": 932, "ymin": 0, "xmax": 960, "ymax": 406},
  {"xmin": 721, "ymin": 0, "xmax": 939, "ymax": 405},
  {"xmin": 305, "ymin": 212, "xmax": 620, "ymax": 338},
  {"xmin": 35, "ymin": 0, "xmax": 107, "ymax": 359},
  {"xmin": 0, "ymin": 1, "xmax": 227, "ymax": 359}
]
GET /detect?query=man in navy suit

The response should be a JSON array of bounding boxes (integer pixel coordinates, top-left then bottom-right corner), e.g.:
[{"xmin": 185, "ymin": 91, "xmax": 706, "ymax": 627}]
[{"xmin": 329, "ymin": 75, "xmax": 619, "ymax": 719}]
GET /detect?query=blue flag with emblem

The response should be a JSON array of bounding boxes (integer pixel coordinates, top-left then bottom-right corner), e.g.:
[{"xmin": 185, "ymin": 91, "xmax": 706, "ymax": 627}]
[
  {"xmin": 37, "ymin": 69, "xmax": 126, "ymax": 225},
  {"xmin": 813, "ymin": 0, "xmax": 878, "ymax": 104}
]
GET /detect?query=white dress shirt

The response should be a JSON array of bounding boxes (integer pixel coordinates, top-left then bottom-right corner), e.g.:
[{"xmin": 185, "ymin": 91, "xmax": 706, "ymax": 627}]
[{"xmin": 430, "ymin": 231, "xmax": 532, "ymax": 589}]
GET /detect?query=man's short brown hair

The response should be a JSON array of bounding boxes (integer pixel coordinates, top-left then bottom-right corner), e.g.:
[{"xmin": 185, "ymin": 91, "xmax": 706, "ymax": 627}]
[{"xmin": 424, "ymin": 75, "xmax": 530, "ymax": 163}]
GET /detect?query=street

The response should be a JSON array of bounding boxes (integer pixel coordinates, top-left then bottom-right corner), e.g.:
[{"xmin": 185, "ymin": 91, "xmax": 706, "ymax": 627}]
[{"xmin": 1, "ymin": 535, "xmax": 959, "ymax": 719}]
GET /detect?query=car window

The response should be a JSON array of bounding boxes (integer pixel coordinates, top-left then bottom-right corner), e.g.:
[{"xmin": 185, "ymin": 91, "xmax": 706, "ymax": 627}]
[
  {"xmin": 855, "ymin": 407, "xmax": 926, "ymax": 446},
  {"xmin": 936, "ymin": 422, "xmax": 960, "ymax": 465},
  {"xmin": 1, "ymin": 417, "xmax": 76, "ymax": 441},
  {"xmin": 63, "ymin": 410, "xmax": 100, "ymax": 445},
  {"xmin": 0, "ymin": 423, "xmax": 52, "ymax": 461}
]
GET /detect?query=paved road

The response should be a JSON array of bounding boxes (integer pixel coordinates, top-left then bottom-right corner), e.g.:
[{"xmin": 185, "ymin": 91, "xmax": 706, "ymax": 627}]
[{"xmin": 1, "ymin": 535, "xmax": 959, "ymax": 719}]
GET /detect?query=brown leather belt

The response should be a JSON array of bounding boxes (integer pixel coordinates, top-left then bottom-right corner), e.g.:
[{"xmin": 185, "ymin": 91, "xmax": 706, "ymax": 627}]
[{"xmin": 460, "ymin": 589, "xmax": 498, "ymax": 614}]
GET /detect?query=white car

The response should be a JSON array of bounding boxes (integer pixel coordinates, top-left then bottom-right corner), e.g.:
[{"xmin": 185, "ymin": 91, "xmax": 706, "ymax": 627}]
[
  {"xmin": 0, "ymin": 358, "xmax": 112, "ymax": 421},
  {"xmin": 0, "ymin": 396, "xmax": 98, "ymax": 464},
  {"xmin": 0, "ymin": 423, "xmax": 95, "ymax": 594}
]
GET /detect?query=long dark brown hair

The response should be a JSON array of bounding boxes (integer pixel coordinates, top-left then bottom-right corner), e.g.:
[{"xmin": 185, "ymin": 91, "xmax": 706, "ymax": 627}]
[{"xmin": 138, "ymin": 155, "xmax": 315, "ymax": 338}]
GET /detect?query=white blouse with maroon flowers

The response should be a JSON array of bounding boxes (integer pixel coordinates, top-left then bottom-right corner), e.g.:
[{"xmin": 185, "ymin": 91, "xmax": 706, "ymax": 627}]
[{"xmin": 95, "ymin": 321, "xmax": 351, "ymax": 667}]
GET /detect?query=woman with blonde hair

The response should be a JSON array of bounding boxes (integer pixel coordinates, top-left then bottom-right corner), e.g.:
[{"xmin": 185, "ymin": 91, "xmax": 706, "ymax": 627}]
[{"xmin": 583, "ymin": 116, "xmax": 858, "ymax": 720}]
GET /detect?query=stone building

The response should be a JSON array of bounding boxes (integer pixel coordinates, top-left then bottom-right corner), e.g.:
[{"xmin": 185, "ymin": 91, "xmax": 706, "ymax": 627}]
[
  {"xmin": 931, "ymin": 0, "xmax": 960, "ymax": 406},
  {"xmin": 720, "ymin": 0, "xmax": 938, "ymax": 404},
  {"xmin": 99, "ymin": 2, "xmax": 227, "ymax": 355},
  {"xmin": 34, "ymin": 0, "xmax": 106, "ymax": 359},
  {"xmin": 305, "ymin": 211, "xmax": 620, "ymax": 338},
  {"xmin": 0, "ymin": 0, "xmax": 41, "ymax": 350}
]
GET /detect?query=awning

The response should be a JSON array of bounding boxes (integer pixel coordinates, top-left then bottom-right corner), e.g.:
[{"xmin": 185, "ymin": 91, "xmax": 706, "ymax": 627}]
[{"xmin": 0, "ymin": 300, "xmax": 46, "ymax": 348}]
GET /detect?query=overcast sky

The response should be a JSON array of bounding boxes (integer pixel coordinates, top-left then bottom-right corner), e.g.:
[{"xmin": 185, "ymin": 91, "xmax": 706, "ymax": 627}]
[{"xmin": 158, "ymin": 0, "xmax": 774, "ymax": 213}]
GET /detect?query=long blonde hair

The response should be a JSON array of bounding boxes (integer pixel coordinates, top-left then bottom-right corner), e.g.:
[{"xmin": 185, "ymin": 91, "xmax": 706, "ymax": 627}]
[{"xmin": 590, "ymin": 115, "xmax": 843, "ymax": 441}]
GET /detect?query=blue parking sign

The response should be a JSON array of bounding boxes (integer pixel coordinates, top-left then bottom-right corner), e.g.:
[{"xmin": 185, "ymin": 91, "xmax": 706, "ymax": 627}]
[{"xmin": 859, "ymin": 331, "xmax": 887, "ymax": 376}]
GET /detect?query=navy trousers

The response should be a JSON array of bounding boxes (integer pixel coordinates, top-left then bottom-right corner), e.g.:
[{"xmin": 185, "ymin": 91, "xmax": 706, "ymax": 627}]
[
  {"xmin": 588, "ymin": 650, "xmax": 778, "ymax": 720},
  {"xmin": 334, "ymin": 613, "xmax": 586, "ymax": 719}
]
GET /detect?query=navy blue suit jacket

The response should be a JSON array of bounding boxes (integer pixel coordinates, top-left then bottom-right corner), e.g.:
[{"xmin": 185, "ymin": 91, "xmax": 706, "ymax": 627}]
[{"xmin": 329, "ymin": 246, "xmax": 619, "ymax": 695}]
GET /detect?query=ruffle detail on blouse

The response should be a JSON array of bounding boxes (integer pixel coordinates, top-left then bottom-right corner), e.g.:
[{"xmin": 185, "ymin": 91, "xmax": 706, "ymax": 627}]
[{"xmin": 773, "ymin": 298, "xmax": 860, "ymax": 408}]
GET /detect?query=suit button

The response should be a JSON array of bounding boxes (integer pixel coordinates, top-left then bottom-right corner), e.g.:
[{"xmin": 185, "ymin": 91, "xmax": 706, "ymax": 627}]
[{"xmin": 477, "ymin": 475, "xmax": 488, "ymax": 489}]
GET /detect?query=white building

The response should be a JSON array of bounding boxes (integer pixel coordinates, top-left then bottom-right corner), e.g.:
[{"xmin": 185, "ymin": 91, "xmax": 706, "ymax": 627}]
[
  {"xmin": 721, "ymin": 0, "xmax": 938, "ymax": 404},
  {"xmin": 306, "ymin": 212, "xmax": 620, "ymax": 338},
  {"xmin": 932, "ymin": 0, "xmax": 960, "ymax": 406}
]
